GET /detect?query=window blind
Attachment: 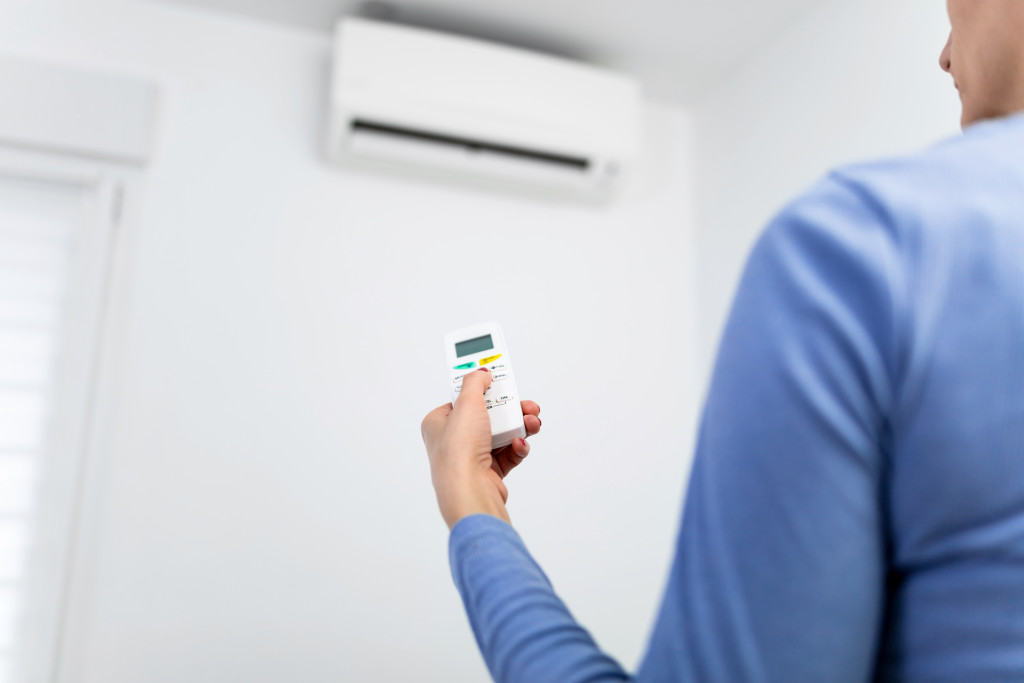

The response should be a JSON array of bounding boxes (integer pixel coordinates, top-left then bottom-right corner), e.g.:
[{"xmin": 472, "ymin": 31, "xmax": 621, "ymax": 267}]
[{"xmin": 0, "ymin": 173, "xmax": 90, "ymax": 683}]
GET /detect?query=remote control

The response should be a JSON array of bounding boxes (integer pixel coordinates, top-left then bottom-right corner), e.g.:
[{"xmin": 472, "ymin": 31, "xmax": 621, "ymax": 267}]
[{"xmin": 444, "ymin": 322, "xmax": 526, "ymax": 449}]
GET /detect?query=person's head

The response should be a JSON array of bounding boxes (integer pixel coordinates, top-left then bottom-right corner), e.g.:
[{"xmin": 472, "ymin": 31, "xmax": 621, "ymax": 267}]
[{"xmin": 940, "ymin": 0, "xmax": 1024, "ymax": 128}]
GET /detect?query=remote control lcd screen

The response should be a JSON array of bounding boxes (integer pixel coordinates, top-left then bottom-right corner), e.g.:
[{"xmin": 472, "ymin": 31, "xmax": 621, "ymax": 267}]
[{"xmin": 456, "ymin": 335, "xmax": 494, "ymax": 358}]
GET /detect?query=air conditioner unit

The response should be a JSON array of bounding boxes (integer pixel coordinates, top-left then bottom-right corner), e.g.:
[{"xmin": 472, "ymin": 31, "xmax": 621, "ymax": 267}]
[{"xmin": 327, "ymin": 18, "xmax": 642, "ymax": 199}]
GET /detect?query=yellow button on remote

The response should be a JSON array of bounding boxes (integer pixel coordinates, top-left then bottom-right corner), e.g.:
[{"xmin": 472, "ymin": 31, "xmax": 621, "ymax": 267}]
[{"xmin": 479, "ymin": 354, "xmax": 502, "ymax": 366}]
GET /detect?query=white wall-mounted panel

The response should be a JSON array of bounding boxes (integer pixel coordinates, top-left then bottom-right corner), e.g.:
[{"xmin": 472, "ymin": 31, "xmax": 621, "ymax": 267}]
[{"xmin": 0, "ymin": 55, "xmax": 157, "ymax": 164}]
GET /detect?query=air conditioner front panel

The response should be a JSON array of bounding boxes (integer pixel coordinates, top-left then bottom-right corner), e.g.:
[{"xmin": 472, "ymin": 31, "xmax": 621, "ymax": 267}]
[
  {"xmin": 328, "ymin": 18, "xmax": 640, "ymax": 198},
  {"xmin": 335, "ymin": 18, "xmax": 640, "ymax": 140}
]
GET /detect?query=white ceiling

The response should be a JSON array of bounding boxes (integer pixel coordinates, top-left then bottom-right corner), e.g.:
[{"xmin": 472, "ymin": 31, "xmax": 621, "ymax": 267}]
[{"xmin": 144, "ymin": 0, "xmax": 826, "ymax": 103}]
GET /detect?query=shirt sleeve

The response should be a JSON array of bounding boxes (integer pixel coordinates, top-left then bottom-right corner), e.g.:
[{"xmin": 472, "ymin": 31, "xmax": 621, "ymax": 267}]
[
  {"xmin": 450, "ymin": 174, "xmax": 900, "ymax": 683},
  {"xmin": 449, "ymin": 514, "xmax": 631, "ymax": 682}
]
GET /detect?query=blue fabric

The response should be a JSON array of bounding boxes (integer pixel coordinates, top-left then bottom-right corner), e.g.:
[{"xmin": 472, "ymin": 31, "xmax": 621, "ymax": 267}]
[{"xmin": 449, "ymin": 112, "xmax": 1024, "ymax": 682}]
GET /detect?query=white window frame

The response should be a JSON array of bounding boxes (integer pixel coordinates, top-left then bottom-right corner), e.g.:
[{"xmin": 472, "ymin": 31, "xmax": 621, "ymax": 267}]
[{"xmin": 0, "ymin": 145, "xmax": 140, "ymax": 683}]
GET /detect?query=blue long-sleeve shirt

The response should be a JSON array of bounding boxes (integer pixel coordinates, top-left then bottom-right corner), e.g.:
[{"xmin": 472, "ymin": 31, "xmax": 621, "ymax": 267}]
[{"xmin": 448, "ymin": 111, "xmax": 1024, "ymax": 682}]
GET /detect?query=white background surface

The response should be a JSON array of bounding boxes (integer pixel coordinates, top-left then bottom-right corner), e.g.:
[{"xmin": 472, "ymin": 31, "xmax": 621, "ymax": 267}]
[
  {"xmin": 144, "ymin": 0, "xmax": 826, "ymax": 102},
  {"xmin": 2, "ymin": 1, "xmax": 696, "ymax": 680},
  {"xmin": 0, "ymin": 0, "xmax": 962, "ymax": 680}
]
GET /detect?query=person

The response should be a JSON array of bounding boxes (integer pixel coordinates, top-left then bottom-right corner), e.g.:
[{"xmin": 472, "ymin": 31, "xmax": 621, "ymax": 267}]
[{"xmin": 420, "ymin": 1, "xmax": 1024, "ymax": 679}]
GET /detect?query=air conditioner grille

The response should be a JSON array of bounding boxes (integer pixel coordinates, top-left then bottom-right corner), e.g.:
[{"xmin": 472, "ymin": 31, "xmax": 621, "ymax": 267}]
[{"xmin": 350, "ymin": 119, "xmax": 590, "ymax": 171}]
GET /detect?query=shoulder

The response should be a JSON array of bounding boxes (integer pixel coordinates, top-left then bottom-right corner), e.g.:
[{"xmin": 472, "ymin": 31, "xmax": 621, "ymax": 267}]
[
  {"xmin": 761, "ymin": 114, "xmax": 1024, "ymax": 286},
  {"xmin": 754, "ymin": 114, "xmax": 1024, "ymax": 404},
  {"xmin": 825, "ymin": 114, "xmax": 1024, "ymax": 238},
  {"xmin": 752, "ymin": 171, "xmax": 899, "ymax": 290}
]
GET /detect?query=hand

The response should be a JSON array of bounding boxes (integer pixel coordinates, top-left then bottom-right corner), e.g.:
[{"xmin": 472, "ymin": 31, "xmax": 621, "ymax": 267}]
[{"xmin": 421, "ymin": 368, "xmax": 542, "ymax": 529}]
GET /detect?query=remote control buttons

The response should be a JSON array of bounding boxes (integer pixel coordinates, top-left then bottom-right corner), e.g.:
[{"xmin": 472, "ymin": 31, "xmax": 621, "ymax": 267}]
[
  {"xmin": 454, "ymin": 383, "xmax": 513, "ymax": 409},
  {"xmin": 453, "ymin": 361, "xmax": 475, "ymax": 370},
  {"xmin": 479, "ymin": 354, "xmax": 502, "ymax": 366},
  {"xmin": 484, "ymin": 385, "xmax": 513, "ymax": 405},
  {"xmin": 481, "ymin": 360, "xmax": 507, "ymax": 381},
  {"xmin": 453, "ymin": 370, "xmax": 511, "ymax": 404}
]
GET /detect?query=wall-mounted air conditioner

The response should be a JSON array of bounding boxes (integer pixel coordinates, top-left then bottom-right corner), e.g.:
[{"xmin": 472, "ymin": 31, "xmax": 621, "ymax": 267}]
[{"xmin": 327, "ymin": 18, "xmax": 642, "ymax": 199}]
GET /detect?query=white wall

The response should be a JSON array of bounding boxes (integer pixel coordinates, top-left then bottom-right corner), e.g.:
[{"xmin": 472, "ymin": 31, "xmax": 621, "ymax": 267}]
[
  {"xmin": 0, "ymin": 1, "xmax": 698, "ymax": 681},
  {"xmin": 693, "ymin": 0, "xmax": 961, "ymax": 385}
]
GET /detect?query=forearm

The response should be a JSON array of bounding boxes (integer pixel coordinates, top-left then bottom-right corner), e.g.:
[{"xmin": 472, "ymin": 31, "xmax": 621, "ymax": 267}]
[{"xmin": 450, "ymin": 515, "xmax": 631, "ymax": 683}]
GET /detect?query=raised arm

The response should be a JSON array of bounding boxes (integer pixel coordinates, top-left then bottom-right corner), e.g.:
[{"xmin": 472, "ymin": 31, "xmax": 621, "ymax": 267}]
[
  {"xmin": 424, "ymin": 174, "xmax": 901, "ymax": 682},
  {"xmin": 639, "ymin": 174, "xmax": 897, "ymax": 680}
]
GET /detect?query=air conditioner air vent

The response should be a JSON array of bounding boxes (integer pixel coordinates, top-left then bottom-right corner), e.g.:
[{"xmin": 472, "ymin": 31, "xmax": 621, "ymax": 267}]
[{"xmin": 351, "ymin": 120, "xmax": 590, "ymax": 172}]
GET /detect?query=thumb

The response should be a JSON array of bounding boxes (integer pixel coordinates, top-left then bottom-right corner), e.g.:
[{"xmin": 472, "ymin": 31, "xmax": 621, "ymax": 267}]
[
  {"xmin": 420, "ymin": 403, "xmax": 454, "ymax": 446},
  {"xmin": 454, "ymin": 368, "xmax": 492, "ymax": 411}
]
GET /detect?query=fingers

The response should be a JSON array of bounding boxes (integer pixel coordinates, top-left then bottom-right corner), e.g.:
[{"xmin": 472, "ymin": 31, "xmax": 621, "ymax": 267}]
[
  {"xmin": 523, "ymin": 414, "xmax": 541, "ymax": 437},
  {"xmin": 453, "ymin": 368, "xmax": 492, "ymax": 412},
  {"xmin": 520, "ymin": 400, "xmax": 541, "ymax": 436},
  {"xmin": 491, "ymin": 400, "xmax": 541, "ymax": 478},
  {"xmin": 462, "ymin": 367, "xmax": 492, "ymax": 392},
  {"xmin": 521, "ymin": 400, "xmax": 540, "ymax": 418},
  {"xmin": 433, "ymin": 386, "xmax": 541, "ymax": 477},
  {"xmin": 492, "ymin": 437, "xmax": 530, "ymax": 478},
  {"xmin": 510, "ymin": 436, "xmax": 530, "ymax": 459}
]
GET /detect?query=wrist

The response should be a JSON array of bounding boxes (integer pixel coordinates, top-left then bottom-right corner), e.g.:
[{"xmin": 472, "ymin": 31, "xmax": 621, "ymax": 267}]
[
  {"xmin": 435, "ymin": 473, "xmax": 509, "ymax": 529},
  {"xmin": 444, "ymin": 501, "xmax": 509, "ymax": 530}
]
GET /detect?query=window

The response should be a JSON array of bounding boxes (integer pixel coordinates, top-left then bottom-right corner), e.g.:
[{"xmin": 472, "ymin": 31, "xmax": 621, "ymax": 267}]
[
  {"xmin": 0, "ymin": 54, "xmax": 151, "ymax": 682},
  {"xmin": 0, "ymin": 154, "xmax": 124, "ymax": 683}
]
